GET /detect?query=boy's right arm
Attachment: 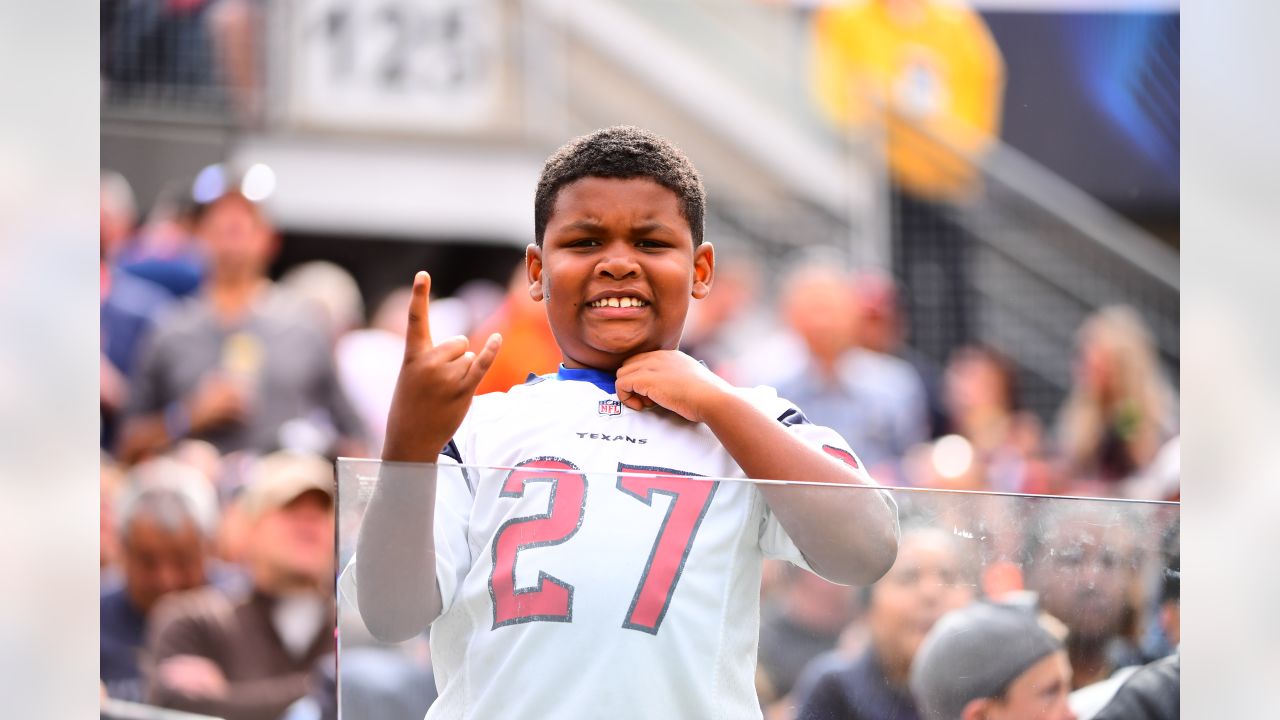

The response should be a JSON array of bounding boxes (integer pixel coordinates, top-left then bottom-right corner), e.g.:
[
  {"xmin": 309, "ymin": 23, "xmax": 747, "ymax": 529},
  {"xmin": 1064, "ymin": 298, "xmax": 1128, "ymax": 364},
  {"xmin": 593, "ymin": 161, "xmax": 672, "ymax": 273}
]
[{"xmin": 356, "ymin": 271, "xmax": 501, "ymax": 643}]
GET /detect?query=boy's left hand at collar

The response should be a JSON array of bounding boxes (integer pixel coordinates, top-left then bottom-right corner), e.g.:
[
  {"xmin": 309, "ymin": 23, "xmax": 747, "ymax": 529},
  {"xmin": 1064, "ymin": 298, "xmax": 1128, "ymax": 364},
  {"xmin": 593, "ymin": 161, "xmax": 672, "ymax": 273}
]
[{"xmin": 615, "ymin": 350, "xmax": 732, "ymax": 423}]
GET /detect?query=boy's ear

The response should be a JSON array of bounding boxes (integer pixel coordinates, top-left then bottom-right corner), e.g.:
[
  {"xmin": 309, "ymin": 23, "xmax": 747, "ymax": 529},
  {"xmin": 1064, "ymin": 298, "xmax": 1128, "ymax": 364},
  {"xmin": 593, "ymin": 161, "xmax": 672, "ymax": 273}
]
[
  {"xmin": 526, "ymin": 244, "xmax": 545, "ymax": 301},
  {"xmin": 692, "ymin": 242, "xmax": 715, "ymax": 300}
]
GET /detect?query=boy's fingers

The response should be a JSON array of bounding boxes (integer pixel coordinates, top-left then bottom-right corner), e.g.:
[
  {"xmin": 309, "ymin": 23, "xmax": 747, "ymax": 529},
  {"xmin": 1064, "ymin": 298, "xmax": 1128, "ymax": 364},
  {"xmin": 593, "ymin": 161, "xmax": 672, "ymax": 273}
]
[
  {"xmin": 435, "ymin": 335, "xmax": 469, "ymax": 362},
  {"xmin": 462, "ymin": 333, "xmax": 502, "ymax": 389},
  {"xmin": 404, "ymin": 271, "xmax": 434, "ymax": 358},
  {"xmin": 616, "ymin": 384, "xmax": 645, "ymax": 411},
  {"xmin": 618, "ymin": 349, "xmax": 664, "ymax": 370},
  {"xmin": 615, "ymin": 356, "xmax": 642, "ymax": 376},
  {"xmin": 617, "ymin": 369, "xmax": 650, "ymax": 393}
]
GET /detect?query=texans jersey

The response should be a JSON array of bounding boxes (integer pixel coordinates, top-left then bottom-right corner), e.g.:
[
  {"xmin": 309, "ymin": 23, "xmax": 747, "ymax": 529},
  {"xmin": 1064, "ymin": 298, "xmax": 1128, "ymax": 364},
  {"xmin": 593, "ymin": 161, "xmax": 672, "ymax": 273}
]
[{"xmin": 357, "ymin": 367, "xmax": 887, "ymax": 719}]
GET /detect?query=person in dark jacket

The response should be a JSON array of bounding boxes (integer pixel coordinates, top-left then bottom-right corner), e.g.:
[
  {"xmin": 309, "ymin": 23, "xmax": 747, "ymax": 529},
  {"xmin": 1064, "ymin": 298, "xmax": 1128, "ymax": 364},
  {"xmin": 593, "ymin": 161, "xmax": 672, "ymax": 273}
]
[{"xmin": 1091, "ymin": 653, "xmax": 1178, "ymax": 720}]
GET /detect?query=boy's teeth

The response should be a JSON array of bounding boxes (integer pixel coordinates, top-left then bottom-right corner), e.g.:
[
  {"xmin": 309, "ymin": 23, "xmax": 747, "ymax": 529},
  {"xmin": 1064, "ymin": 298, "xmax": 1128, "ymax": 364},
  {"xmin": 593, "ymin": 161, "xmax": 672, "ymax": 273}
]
[{"xmin": 591, "ymin": 297, "xmax": 645, "ymax": 308}]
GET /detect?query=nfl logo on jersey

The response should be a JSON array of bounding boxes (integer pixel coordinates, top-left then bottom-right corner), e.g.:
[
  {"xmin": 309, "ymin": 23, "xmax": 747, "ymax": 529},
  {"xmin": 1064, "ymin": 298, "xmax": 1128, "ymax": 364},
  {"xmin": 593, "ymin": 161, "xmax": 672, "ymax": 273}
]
[{"xmin": 598, "ymin": 399, "xmax": 622, "ymax": 416}]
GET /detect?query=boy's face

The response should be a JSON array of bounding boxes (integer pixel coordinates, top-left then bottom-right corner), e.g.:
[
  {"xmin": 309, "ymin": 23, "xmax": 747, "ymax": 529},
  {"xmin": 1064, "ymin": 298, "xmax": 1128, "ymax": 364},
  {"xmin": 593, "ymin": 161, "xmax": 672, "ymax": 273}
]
[{"xmin": 527, "ymin": 177, "xmax": 713, "ymax": 371}]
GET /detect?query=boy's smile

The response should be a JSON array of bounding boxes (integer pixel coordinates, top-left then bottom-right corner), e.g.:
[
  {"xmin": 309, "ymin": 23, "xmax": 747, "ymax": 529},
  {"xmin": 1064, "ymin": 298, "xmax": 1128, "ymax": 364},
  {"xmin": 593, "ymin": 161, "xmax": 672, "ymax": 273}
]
[{"xmin": 527, "ymin": 176, "xmax": 714, "ymax": 371}]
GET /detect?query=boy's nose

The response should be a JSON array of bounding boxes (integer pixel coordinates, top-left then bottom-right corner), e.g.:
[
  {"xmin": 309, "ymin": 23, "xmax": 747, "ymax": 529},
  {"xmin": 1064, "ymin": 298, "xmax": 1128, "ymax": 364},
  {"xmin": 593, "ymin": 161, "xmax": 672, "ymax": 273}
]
[{"xmin": 597, "ymin": 253, "xmax": 640, "ymax": 280}]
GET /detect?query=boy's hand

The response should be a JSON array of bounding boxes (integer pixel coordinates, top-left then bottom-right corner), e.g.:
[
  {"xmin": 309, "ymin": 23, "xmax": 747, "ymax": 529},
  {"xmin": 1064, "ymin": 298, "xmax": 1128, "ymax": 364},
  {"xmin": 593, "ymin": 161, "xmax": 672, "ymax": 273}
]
[
  {"xmin": 382, "ymin": 272, "xmax": 501, "ymax": 463},
  {"xmin": 615, "ymin": 350, "xmax": 732, "ymax": 423}
]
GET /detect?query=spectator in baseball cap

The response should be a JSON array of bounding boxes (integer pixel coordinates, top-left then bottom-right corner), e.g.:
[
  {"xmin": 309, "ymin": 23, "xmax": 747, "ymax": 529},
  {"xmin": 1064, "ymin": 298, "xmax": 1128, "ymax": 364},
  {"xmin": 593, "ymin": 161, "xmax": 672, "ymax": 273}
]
[
  {"xmin": 910, "ymin": 601, "xmax": 1076, "ymax": 720},
  {"xmin": 145, "ymin": 451, "xmax": 336, "ymax": 720}
]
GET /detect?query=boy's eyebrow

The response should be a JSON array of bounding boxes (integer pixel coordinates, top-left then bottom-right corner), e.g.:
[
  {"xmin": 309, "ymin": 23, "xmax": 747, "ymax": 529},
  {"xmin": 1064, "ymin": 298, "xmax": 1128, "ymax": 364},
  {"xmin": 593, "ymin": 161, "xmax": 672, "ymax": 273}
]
[
  {"xmin": 556, "ymin": 219, "xmax": 675, "ymax": 235},
  {"xmin": 629, "ymin": 221, "xmax": 673, "ymax": 235},
  {"xmin": 561, "ymin": 219, "xmax": 605, "ymax": 233}
]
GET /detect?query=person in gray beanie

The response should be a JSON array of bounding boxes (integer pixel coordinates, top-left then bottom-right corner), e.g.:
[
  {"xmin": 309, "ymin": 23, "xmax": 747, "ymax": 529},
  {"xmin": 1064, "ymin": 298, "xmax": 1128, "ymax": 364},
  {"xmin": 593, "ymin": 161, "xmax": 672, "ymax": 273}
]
[{"xmin": 910, "ymin": 602, "xmax": 1077, "ymax": 720}]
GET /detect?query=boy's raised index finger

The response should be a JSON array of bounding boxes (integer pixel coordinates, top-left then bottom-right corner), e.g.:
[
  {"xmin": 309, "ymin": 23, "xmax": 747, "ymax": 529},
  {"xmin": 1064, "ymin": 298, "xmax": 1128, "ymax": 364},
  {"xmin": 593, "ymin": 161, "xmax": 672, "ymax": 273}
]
[{"xmin": 405, "ymin": 271, "xmax": 434, "ymax": 356}]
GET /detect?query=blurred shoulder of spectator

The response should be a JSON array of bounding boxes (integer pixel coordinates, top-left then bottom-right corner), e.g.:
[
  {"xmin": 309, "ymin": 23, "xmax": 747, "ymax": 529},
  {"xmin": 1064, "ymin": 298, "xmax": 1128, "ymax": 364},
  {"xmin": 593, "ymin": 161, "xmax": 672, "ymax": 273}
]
[
  {"xmin": 792, "ymin": 647, "xmax": 917, "ymax": 720},
  {"xmin": 835, "ymin": 346, "xmax": 931, "ymax": 473},
  {"xmin": 1085, "ymin": 652, "xmax": 1178, "ymax": 720},
  {"xmin": 118, "ymin": 181, "xmax": 207, "ymax": 299},
  {"xmin": 101, "ymin": 268, "xmax": 176, "ymax": 389}
]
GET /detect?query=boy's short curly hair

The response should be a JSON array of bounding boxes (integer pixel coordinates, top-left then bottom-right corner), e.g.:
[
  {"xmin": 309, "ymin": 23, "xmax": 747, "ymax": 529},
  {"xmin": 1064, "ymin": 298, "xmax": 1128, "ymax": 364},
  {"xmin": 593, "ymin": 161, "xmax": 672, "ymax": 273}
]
[{"xmin": 534, "ymin": 126, "xmax": 705, "ymax": 247}]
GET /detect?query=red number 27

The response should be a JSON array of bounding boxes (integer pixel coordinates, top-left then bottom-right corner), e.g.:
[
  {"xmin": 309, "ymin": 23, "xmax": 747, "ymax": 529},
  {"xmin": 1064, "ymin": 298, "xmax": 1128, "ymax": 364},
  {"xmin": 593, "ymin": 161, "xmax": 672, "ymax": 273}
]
[{"xmin": 489, "ymin": 459, "xmax": 718, "ymax": 634}]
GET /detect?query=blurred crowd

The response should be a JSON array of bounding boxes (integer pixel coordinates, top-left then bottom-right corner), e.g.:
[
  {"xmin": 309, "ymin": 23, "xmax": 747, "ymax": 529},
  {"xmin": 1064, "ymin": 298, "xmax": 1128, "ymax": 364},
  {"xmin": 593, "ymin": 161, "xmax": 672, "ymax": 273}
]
[
  {"xmin": 754, "ymin": 494, "xmax": 1179, "ymax": 720},
  {"xmin": 98, "ymin": 0, "xmax": 1178, "ymax": 716},
  {"xmin": 100, "ymin": 161, "xmax": 1178, "ymax": 719}
]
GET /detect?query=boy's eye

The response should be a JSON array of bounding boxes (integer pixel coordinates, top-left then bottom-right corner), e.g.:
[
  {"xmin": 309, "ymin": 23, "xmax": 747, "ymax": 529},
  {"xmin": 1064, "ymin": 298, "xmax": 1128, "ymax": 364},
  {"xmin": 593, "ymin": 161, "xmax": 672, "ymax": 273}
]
[
  {"xmin": 635, "ymin": 239, "xmax": 667, "ymax": 249},
  {"xmin": 567, "ymin": 238, "xmax": 601, "ymax": 248}
]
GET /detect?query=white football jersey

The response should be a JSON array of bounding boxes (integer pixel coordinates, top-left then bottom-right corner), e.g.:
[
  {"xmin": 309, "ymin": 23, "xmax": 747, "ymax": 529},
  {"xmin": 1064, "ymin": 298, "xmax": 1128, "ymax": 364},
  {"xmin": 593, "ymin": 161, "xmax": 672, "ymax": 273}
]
[{"xmin": 360, "ymin": 367, "xmax": 885, "ymax": 720}]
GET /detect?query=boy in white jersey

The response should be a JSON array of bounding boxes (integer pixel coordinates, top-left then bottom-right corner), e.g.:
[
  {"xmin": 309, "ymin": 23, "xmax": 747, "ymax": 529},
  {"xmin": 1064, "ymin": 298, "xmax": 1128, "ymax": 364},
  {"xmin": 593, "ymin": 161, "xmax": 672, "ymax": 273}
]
[{"xmin": 354, "ymin": 126, "xmax": 900, "ymax": 719}]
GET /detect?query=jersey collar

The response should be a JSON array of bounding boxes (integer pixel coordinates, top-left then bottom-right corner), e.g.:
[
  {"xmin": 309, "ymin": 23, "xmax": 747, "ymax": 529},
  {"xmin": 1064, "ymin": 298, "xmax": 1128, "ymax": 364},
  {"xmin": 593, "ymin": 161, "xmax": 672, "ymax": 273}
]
[{"xmin": 553, "ymin": 365, "xmax": 616, "ymax": 395}]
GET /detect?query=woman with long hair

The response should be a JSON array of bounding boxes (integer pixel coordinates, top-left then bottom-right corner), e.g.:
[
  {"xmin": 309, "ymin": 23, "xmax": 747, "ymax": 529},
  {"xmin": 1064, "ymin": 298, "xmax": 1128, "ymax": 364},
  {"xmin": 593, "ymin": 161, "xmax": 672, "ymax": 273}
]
[{"xmin": 1055, "ymin": 306, "xmax": 1176, "ymax": 487}]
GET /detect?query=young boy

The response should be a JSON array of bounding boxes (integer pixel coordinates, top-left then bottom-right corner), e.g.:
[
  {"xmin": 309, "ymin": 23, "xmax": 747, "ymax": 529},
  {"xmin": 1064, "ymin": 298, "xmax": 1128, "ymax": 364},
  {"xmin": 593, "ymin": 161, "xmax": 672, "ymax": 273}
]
[{"xmin": 353, "ymin": 126, "xmax": 899, "ymax": 719}]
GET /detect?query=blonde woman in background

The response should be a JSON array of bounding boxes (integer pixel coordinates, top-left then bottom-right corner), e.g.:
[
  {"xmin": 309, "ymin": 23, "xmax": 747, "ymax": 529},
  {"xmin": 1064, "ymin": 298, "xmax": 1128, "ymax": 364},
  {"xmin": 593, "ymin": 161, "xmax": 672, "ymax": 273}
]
[{"xmin": 1055, "ymin": 306, "xmax": 1177, "ymax": 493}]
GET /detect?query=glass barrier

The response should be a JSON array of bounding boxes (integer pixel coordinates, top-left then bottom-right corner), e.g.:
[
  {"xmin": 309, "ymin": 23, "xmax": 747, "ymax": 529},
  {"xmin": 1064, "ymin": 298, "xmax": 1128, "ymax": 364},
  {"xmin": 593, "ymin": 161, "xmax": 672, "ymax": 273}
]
[{"xmin": 335, "ymin": 459, "xmax": 1178, "ymax": 720}]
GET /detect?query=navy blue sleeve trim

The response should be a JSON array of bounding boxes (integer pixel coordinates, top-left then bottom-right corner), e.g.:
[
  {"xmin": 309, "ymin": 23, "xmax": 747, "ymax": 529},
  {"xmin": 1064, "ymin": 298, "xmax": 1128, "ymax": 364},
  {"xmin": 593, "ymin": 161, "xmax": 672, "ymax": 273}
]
[
  {"xmin": 440, "ymin": 439, "xmax": 477, "ymax": 494},
  {"xmin": 777, "ymin": 407, "xmax": 812, "ymax": 427}
]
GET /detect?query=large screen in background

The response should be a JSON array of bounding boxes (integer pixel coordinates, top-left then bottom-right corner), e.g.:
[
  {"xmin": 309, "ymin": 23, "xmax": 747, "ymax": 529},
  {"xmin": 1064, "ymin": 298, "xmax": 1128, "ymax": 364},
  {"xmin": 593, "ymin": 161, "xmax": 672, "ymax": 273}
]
[{"xmin": 983, "ymin": 10, "xmax": 1179, "ymax": 217}]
